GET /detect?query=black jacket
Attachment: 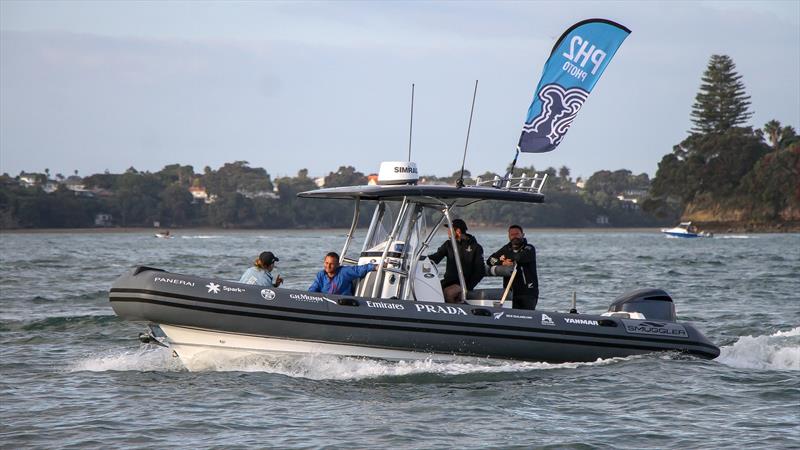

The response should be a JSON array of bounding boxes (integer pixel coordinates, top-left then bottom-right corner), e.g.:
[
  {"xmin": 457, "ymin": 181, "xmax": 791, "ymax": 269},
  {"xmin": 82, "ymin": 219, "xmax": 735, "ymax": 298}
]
[
  {"xmin": 487, "ymin": 238, "xmax": 538, "ymax": 297},
  {"xmin": 428, "ymin": 233, "xmax": 485, "ymax": 290}
]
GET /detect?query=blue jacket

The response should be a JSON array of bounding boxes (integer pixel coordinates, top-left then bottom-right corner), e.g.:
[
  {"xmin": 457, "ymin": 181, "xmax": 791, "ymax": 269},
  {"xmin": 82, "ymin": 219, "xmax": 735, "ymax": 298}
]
[
  {"xmin": 239, "ymin": 267, "xmax": 277, "ymax": 287},
  {"xmin": 309, "ymin": 264, "xmax": 374, "ymax": 295}
]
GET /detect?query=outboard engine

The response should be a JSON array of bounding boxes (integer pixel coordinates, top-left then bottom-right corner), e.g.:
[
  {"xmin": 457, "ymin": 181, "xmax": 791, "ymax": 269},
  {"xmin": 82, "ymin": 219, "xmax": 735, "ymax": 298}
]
[{"xmin": 606, "ymin": 288, "xmax": 676, "ymax": 322}]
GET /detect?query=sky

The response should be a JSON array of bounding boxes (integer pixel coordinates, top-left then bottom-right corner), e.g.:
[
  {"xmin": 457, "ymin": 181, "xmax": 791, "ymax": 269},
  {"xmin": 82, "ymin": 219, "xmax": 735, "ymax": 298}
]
[{"xmin": 1, "ymin": 1, "xmax": 798, "ymax": 181}]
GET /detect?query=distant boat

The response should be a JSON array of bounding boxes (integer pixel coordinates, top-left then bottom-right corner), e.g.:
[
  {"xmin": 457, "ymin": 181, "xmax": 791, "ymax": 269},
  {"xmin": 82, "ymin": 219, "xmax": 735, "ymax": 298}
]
[
  {"xmin": 661, "ymin": 222, "xmax": 713, "ymax": 238},
  {"xmin": 155, "ymin": 231, "xmax": 173, "ymax": 239}
]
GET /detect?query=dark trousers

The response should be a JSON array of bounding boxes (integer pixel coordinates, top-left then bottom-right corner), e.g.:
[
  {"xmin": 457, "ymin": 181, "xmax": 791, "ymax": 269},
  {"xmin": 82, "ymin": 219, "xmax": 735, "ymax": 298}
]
[
  {"xmin": 443, "ymin": 284, "xmax": 464, "ymax": 303},
  {"xmin": 513, "ymin": 290, "xmax": 539, "ymax": 310}
]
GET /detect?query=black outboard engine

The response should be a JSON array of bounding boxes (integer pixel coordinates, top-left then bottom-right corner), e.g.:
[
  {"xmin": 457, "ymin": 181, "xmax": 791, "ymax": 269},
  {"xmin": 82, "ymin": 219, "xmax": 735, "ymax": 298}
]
[{"xmin": 607, "ymin": 288, "xmax": 676, "ymax": 322}]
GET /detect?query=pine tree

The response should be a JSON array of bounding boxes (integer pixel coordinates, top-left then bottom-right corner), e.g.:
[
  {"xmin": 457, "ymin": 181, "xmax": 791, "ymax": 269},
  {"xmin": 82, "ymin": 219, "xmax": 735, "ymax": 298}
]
[{"xmin": 690, "ymin": 55, "xmax": 753, "ymax": 134}]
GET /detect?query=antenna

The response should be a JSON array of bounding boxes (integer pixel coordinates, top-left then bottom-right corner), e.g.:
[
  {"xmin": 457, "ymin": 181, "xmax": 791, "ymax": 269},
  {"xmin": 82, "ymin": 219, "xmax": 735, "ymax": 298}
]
[
  {"xmin": 504, "ymin": 146, "xmax": 521, "ymax": 185},
  {"xmin": 408, "ymin": 83, "xmax": 415, "ymax": 161},
  {"xmin": 457, "ymin": 80, "xmax": 478, "ymax": 188}
]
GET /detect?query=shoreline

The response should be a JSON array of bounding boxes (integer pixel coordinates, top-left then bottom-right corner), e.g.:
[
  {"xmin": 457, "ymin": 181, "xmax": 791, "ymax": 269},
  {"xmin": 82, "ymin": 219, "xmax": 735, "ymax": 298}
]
[
  {"xmin": 2, "ymin": 226, "xmax": 662, "ymax": 234},
  {"xmin": 1, "ymin": 226, "xmax": 794, "ymax": 235}
]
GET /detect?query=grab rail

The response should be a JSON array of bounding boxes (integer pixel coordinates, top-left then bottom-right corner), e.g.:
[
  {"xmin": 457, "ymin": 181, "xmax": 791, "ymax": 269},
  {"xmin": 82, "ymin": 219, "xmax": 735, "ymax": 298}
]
[{"xmin": 474, "ymin": 172, "xmax": 548, "ymax": 194}]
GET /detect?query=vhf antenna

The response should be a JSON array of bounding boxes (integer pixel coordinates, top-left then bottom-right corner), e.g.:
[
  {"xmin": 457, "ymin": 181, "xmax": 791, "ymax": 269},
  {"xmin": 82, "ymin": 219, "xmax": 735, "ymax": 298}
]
[
  {"xmin": 457, "ymin": 80, "xmax": 478, "ymax": 188},
  {"xmin": 505, "ymin": 146, "xmax": 521, "ymax": 184},
  {"xmin": 408, "ymin": 83, "xmax": 415, "ymax": 161}
]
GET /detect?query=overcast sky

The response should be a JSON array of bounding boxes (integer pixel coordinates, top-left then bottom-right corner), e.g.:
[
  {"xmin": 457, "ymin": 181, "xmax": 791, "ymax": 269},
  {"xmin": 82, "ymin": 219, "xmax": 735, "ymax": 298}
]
[{"xmin": 1, "ymin": 1, "xmax": 798, "ymax": 180}]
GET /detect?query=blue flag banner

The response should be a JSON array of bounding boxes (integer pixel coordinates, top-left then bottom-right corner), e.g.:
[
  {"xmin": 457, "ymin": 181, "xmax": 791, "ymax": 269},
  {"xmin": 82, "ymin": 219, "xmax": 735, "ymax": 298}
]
[{"xmin": 518, "ymin": 19, "xmax": 630, "ymax": 153}]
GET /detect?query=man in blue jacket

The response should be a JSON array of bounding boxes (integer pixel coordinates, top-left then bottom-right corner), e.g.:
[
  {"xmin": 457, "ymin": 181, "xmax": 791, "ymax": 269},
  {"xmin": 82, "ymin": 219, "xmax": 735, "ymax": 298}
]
[{"xmin": 309, "ymin": 252, "xmax": 376, "ymax": 296}]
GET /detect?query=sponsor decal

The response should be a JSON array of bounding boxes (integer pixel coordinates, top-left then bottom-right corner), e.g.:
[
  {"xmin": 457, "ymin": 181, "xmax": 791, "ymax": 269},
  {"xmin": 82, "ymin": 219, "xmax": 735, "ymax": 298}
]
[
  {"xmin": 366, "ymin": 300, "xmax": 405, "ymax": 311},
  {"xmin": 492, "ymin": 312, "xmax": 532, "ymax": 320},
  {"xmin": 424, "ymin": 273, "xmax": 435, "ymax": 278},
  {"xmin": 289, "ymin": 293, "xmax": 323, "ymax": 303},
  {"xmin": 203, "ymin": 282, "xmax": 245, "ymax": 295},
  {"xmin": 414, "ymin": 304, "xmax": 468, "ymax": 316},
  {"xmin": 563, "ymin": 317, "xmax": 599, "ymax": 326},
  {"xmin": 394, "ymin": 166, "xmax": 418, "ymax": 174},
  {"xmin": 541, "ymin": 313, "xmax": 555, "ymax": 326},
  {"xmin": 622, "ymin": 319, "xmax": 688, "ymax": 338},
  {"xmin": 289, "ymin": 293, "xmax": 336, "ymax": 304},
  {"xmin": 154, "ymin": 277, "xmax": 195, "ymax": 287},
  {"xmin": 506, "ymin": 314, "xmax": 533, "ymax": 320},
  {"xmin": 260, "ymin": 289, "xmax": 276, "ymax": 301}
]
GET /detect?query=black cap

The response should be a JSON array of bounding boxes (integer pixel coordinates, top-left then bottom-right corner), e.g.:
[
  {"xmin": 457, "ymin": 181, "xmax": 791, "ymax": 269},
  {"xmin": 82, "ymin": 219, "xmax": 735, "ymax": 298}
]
[
  {"xmin": 444, "ymin": 219, "xmax": 468, "ymax": 232},
  {"xmin": 259, "ymin": 251, "xmax": 279, "ymax": 265}
]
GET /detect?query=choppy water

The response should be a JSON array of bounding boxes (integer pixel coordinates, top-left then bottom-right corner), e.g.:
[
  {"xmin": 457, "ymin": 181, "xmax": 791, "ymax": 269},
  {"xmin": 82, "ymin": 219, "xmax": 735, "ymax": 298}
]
[{"xmin": 1, "ymin": 229, "xmax": 798, "ymax": 449}]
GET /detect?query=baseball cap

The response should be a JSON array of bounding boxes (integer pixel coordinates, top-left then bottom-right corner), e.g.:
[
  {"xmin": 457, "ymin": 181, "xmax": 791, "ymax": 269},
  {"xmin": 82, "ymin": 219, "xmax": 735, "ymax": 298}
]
[{"xmin": 259, "ymin": 251, "xmax": 279, "ymax": 265}]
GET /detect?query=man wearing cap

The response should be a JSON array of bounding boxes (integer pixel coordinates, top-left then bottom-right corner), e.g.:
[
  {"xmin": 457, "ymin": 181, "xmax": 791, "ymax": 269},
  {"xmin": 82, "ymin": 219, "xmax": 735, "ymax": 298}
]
[
  {"xmin": 239, "ymin": 251, "xmax": 283, "ymax": 287},
  {"xmin": 427, "ymin": 218, "xmax": 485, "ymax": 303}
]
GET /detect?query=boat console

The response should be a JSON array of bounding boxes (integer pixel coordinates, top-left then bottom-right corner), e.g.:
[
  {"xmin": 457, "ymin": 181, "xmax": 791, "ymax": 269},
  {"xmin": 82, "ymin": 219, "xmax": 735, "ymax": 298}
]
[{"xmin": 301, "ymin": 161, "xmax": 548, "ymax": 305}]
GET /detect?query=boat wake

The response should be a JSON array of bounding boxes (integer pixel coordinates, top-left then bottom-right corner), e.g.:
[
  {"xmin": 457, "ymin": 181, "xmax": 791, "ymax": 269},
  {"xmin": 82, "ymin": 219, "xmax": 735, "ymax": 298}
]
[
  {"xmin": 71, "ymin": 347, "xmax": 185, "ymax": 372},
  {"xmin": 70, "ymin": 346, "xmax": 628, "ymax": 379},
  {"xmin": 716, "ymin": 327, "xmax": 800, "ymax": 371},
  {"xmin": 184, "ymin": 353, "xmax": 630, "ymax": 380},
  {"xmin": 180, "ymin": 235, "xmax": 223, "ymax": 239}
]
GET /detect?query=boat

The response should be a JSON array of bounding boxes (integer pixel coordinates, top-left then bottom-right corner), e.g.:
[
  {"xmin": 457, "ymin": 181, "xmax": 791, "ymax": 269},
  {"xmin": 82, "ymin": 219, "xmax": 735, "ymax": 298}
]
[
  {"xmin": 661, "ymin": 222, "xmax": 713, "ymax": 238},
  {"xmin": 110, "ymin": 162, "xmax": 719, "ymax": 369},
  {"xmin": 109, "ymin": 19, "xmax": 720, "ymax": 369},
  {"xmin": 155, "ymin": 230, "xmax": 173, "ymax": 239}
]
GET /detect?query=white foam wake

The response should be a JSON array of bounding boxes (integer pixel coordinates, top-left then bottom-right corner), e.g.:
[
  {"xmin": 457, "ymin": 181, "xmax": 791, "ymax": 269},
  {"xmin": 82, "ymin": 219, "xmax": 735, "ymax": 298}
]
[
  {"xmin": 184, "ymin": 352, "xmax": 625, "ymax": 380},
  {"xmin": 70, "ymin": 347, "xmax": 184, "ymax": 372},
  {"xmin": 180, "ymin": 235, "xmax": 223, "ymax": 239},
  {"xmin": 717, "ymin": 327, "xmax": 800, "ymax": 371},
  {"xmin": 69, "ymin": 346, "xmax": 626, "ymax": 378}
]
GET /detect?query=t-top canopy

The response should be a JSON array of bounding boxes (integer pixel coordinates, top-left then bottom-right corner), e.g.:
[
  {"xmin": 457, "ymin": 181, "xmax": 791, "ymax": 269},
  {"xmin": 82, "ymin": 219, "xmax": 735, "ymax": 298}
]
[{"xmin": 298, "ymin": 184, "xmax": 545, "ymax": 206}]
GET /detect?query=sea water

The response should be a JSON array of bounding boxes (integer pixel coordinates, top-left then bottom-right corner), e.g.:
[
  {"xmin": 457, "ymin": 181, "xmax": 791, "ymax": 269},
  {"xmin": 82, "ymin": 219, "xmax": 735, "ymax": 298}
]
[{"xmin": 1, "ymin": 230, "xmax": 798, "ymax": 448}]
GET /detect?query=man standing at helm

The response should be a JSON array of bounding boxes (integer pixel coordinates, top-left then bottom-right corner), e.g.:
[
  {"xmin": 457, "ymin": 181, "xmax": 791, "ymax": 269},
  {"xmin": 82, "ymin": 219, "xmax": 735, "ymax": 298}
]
[
  {"xmin": 427, "ymin": 219, "xmax": 485, "ymax": 303},
  {"xmin": 487, "ymin": 224, "xmax": 539, "ymax": 310}
]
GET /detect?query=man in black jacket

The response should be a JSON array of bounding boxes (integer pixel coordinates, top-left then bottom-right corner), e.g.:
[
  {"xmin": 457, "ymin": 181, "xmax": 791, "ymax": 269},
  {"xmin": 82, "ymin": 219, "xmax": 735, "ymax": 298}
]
[
  {"xmin": 487, "ymin": 224, "xmax": 539, "ymax": 309},
  {"xmin": 428, "ymin": 219, "xmax": 485, "ymax": 303}
]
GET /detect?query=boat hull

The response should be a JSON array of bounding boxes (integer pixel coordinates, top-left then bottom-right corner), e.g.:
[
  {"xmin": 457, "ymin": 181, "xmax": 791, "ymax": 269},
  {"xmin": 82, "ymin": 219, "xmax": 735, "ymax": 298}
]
[
  {"xmin": 156, "ymin": 324, "xmax": 471, "ymax": 370},
  {"xmin": 110, "ymin": 267, "xmax": 720, "ymax": 369},
  {"xmin": 662, "ymin": 230, "xmax": 700, "ymax": 238}
]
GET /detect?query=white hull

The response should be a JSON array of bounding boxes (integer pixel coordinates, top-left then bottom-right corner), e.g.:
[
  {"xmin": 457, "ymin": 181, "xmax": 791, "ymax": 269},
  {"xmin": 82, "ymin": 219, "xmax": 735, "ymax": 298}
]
[
  {"xmin": 661, "ymin": 229, "xmax": 700, "ymax": 238},
  {"xmin": 160, "ymin": 324, "xmax": 462, "ymax": 371}
]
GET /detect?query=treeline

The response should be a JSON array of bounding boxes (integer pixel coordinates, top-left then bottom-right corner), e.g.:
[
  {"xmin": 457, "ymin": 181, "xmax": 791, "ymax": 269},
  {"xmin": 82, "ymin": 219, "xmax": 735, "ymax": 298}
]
[
  {"xmin": 0, "ymin": 161, "xmax": 661, "ymax": 229},
  {"xmin": 7, "ymin": 53, "xmax": 794, "ymax": 231},
  {"xmin": 642, "ymin": 54, "xmax": 800, "ymax": 230}
]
